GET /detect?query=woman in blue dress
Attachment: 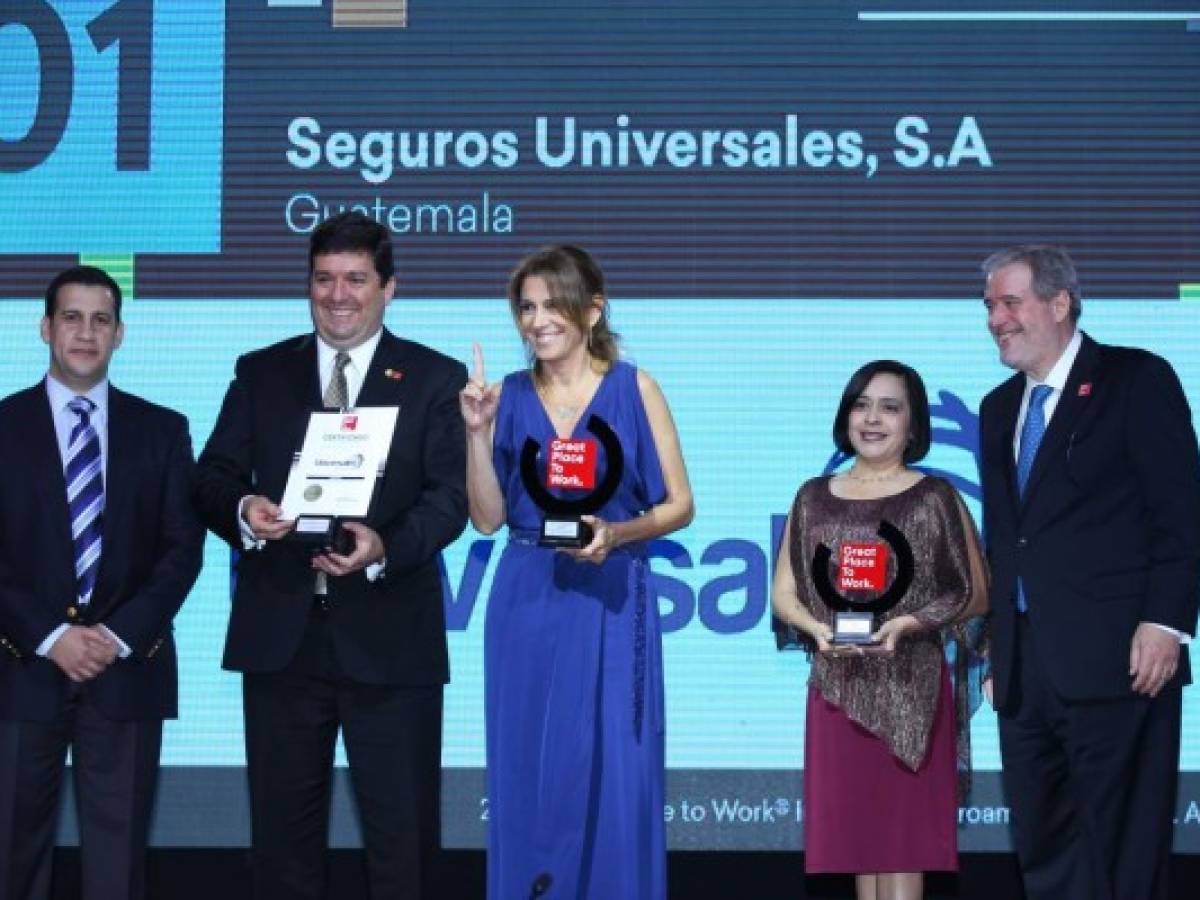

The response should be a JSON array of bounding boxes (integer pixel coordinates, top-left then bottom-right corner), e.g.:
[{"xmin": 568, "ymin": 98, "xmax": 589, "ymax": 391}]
[{"xmin": 460, "ymin": 245, "xmax": 694, "ymax": 899}]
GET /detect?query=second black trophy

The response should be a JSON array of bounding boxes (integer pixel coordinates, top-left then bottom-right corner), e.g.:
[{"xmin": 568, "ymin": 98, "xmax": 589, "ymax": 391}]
[{"xmin": 811, "ymin": 519, "xmax": 914, "ymax": 645}]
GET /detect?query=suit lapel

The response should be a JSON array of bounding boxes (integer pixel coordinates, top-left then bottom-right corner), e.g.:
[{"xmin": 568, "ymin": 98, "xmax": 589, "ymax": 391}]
[
  {"xmin": 91, "ymin": 387, "xmax": 137, "ymax": 610},
  {"xmin": 276, "ymin": 336, "xmax": 323, "ymax": 463},
  {"xmin": 101, "ymin": 387, "xmax": 137, "ymax": 556},
  {"xmin": 103, "ymin": 388, "xmax": 135, "ymax": 524},
  {"xmin": 291, "ymin": 334, "xmax": 323, "ymax": 411},
  {"xmin": 25, "ymin": 386, "xmax": 74, "ymax": 553},
  {"xmin": 994, "ymin": 375, "xmax": 1024, "ymax": 508},
  {"xmin": 356, "ymin": 328, "xmax": 410, "ymax": 410},
  {"xmin": 355, "ymin": 331, "xmax": 409, "ymax": 515},
  {"xmin": 1021, "ymin": 333, "xmax": 1100, "ymax": 506}
]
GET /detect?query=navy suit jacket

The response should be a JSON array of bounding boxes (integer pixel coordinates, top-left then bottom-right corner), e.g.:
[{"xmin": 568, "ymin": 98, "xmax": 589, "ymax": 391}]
[
  {"xmin": 192, "ymin": 328, "xmax": 467, "ymax": 686},
  {"xmin": 980, "ymin": 333, "xmax": 1200, "ymax": 710},
  {"xmin": 0, "ymin": 382, "xmax": 204, "ymax": 722}
]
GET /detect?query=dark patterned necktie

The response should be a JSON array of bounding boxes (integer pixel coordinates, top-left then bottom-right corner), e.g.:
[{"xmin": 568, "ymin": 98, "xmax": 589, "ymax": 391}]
[
  {"xmin": 317, "ymin": 352, "xmax": 351, "ymax": 594},
  {"xmin": 324, "ymin": 351, "xmax": 351, "ymax": 410},
  {"xmin": 66, "ymin": 396, "xmax": 104, "ymax": 606}
]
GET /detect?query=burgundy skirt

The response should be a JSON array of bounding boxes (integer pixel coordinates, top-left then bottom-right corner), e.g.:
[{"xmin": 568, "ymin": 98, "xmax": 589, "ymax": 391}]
[{"xmin": 803, "ymin": 667, "xmax": 957, "ymax": 874}]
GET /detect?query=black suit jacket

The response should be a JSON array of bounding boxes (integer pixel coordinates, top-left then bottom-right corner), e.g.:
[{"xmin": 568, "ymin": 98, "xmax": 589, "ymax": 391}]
[
  {"xmin": 0, "ymin": 382, "xmax": 204, "ymax": 722},
  {"xmin": 192, "ymin": 329, "xmax": 467, "ymax": 686},
  {"xmin": 980, "ymin": 333, "xmax": 1200, "ymax": 710}
]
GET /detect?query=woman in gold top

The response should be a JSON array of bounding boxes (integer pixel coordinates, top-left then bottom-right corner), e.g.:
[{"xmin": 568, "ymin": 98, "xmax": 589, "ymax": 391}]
[{"xmin": 773, "ymin": 360, "xmax": 987, "ymax": 900}]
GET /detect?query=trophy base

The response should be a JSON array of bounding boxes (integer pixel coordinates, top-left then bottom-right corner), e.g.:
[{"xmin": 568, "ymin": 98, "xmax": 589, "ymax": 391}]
[
  {"xmin": 832, "ymin": 611, "xmax": 877, "ymax": 645},
  {"xmin": 538, "ymin": 517, "xmax": 595, "ymax": 549},
  {"xmin": 289, "ymin": 515, "xmax": 356, "ymax": 555}
]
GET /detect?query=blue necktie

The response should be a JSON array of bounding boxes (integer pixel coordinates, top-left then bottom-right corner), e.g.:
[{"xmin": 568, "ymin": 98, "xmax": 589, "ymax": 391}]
[
  {"xmin": 66, "ymin": 397, "xmax": 104, "ymax": 606},
  {"xmin": 1016, "ymin": 384, "xmax": 1052, "ymax": 496},
  {"xmin": 1014, "ymin": 384, "xmax": 1052, "ymax": 611}
]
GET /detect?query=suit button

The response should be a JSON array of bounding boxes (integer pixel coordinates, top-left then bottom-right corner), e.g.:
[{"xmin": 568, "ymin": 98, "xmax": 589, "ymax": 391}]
[
  {"xmin": 1017, "ymin": 537, "xmax": 1028, "ymax": 548},
  {"xmin": 66, "ymin": 606, "xmax": 78, "ymax": 619}
]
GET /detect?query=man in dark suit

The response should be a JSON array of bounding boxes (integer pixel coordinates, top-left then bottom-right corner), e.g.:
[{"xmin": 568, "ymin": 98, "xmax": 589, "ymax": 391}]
[
  {"xmin": 0, "ymin": 266, "xmax": 203, "ymax": 900},
  {"xmin": 979, "ymin": 244, "xmax": 1200, "ymax": 900},
  {"xmin": 192, "ymin": 212, "xmax": 467, "ymax": 899}
]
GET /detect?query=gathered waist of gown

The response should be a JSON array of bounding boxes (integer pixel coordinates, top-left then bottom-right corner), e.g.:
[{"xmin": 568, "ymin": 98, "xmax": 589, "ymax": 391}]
[{"xmin": 506, "ymin": 526, "xmax": 649, "ymax": 559}]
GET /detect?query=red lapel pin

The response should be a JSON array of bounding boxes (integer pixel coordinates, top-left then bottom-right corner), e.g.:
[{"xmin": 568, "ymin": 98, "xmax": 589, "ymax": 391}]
[
  {"xmin": 1078, "ymin": 382, "xmax": 1092, "ymax": 397},
  {"xmin": 384, "ymin": 368, "xmax": 404, "ymax": 381}
]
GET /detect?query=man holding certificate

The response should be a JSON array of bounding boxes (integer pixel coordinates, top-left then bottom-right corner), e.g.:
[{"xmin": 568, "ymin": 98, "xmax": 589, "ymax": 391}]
[{"xmin": 193, "ymin": 212, "xmax": 467, "ymax": 900}]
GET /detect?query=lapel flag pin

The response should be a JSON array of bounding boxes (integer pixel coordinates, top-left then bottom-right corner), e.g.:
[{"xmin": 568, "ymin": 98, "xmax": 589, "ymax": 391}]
[
  {"xmin": 384, "ymin": 368, "xmax": 404, "ymax": 381},
  {"xmin": 1078, "ymin": 383, "xmax": 1092, "ymax": 397}
]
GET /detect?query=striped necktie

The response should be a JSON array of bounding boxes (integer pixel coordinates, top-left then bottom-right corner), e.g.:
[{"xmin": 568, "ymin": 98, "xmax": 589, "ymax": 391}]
[{"xmin": 66, "ymin": 396, "xmax": 104, "ymax": 606}]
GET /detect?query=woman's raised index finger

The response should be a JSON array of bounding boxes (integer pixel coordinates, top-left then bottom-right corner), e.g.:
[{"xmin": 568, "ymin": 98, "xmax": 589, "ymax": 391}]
[{"xmin": 472, "ymin": 342, "xmax": 486, "ymax": 383}]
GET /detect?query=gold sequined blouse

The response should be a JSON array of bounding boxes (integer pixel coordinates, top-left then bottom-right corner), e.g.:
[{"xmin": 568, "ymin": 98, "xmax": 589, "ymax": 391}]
[{"xmin": 788, "ymin": 475, "xmax": 977, "ymax": 771}]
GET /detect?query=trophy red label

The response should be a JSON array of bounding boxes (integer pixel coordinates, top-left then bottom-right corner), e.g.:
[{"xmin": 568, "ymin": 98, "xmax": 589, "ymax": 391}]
[
  {"xmin": 546, "ymin": 438, "xmax": 597, "ymax": 490},
  {"xmin": 838, "ymin": 542, "xmax": 889, "ymax": 592}
]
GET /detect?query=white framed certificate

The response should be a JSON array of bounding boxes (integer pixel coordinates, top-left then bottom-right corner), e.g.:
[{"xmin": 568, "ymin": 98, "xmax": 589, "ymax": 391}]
[{"xmin": 280, "ymin": 407, "xmax": 399, "ymax": 520}]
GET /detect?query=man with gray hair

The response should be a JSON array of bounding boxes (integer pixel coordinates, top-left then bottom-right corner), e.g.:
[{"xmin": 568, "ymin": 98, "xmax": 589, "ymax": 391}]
[{"xmin": 978, "ymin": 244, "xmax": 1200, "ymax": 899}]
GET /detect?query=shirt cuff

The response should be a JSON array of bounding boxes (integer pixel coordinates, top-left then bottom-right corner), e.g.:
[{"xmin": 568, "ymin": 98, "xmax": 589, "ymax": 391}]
[
  {"xmin": 36, "ymin": 624, "xmax": 71, "ymax": 657},
  {"xmin": 96, "ymin": 624, "xmax": 132, "ymax": 659},
  {"xmin": 365, "ymin": 559, "xmax": 386, "ymax": 582},
  {"xmin": 1148, "ymin": 622, "xmax": 1190, "ymax": 645},
  {"xmin": 237, "ymin": 495, "xmax": 266, "ymax": 551}
]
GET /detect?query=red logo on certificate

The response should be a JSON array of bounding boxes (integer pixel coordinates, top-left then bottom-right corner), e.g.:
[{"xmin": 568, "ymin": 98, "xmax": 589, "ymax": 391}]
[
  {"xmin": 838, "ymin": 542, "xmax": 888, "ymax": 592},
  {"xmin": 340, "ymin": 415, "xmax": 358, "ymax": 431},
  {"xmin": 546, "ymin": 438, "xmax": 597, "ymax": 490}
]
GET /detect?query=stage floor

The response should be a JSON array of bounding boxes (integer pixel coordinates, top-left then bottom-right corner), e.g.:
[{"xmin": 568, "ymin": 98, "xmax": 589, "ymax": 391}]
[{"xmin": 46, "ymin": 849, "xmax": 1200, "ymax": 898}]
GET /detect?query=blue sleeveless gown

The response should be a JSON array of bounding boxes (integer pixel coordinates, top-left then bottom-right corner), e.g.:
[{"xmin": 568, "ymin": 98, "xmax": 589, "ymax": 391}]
[{"xmin": 485, "ymin": 361, "xmax": 668, "ymax": 899}]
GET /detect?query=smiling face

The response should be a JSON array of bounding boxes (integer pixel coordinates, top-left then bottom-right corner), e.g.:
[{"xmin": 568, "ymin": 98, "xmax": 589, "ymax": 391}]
[
  {"xmin": 515, "ymin": 274, "xmax": 600, "ymax": 365},
  {"xmin": 847, "ymin": 372, "xmax": 912, "ymax": 468},
  {"xmin": 309, "ymin": 251, "xmax": 394, "ymax": 350},
  {"xmin": 41, "ymin": 283, "xmax": 124, "ymax": 392},
  {"xmin": 985, "ymin": 261, "xmax": 1073, "ymax": 381}
]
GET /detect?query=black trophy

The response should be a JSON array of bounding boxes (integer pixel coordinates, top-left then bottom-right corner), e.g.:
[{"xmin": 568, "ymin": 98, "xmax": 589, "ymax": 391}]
[
  {"xmin": 291, "ymin": 514, "xmax": 357, "ymax": 556},
  {"xmin": 519, "ymin": 414, "xmax": 624, "ymax": 548},
  {"xmin": 811, "ymin": 519, "xmax": 914, "ymax": 645}
]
